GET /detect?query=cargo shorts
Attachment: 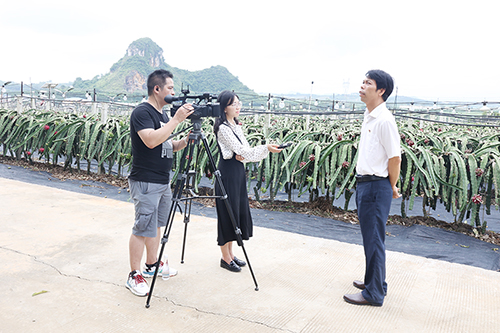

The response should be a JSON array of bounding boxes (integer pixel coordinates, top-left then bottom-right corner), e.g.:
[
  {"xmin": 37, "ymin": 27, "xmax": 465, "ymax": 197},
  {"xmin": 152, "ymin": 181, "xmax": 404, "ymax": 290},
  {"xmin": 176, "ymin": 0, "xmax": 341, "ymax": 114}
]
[{"xmin": 128, "ymin": 179, "xmax": 172, "ymax": 238}]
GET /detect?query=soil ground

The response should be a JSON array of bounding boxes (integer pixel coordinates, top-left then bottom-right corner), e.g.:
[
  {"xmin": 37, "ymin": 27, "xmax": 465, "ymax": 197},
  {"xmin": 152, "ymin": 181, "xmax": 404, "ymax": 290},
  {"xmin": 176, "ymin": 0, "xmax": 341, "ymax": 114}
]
[{"xmin": 2, "ymin": 155, "xmax": 499, "ymax": 246}]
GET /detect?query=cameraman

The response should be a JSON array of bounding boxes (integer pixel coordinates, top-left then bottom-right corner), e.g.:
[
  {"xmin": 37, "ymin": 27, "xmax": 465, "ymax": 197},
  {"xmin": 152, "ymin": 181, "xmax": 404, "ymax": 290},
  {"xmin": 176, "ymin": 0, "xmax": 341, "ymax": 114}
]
[{"xmin": 126, "ymin": 69, "xmax": 194, "ymax": 297}]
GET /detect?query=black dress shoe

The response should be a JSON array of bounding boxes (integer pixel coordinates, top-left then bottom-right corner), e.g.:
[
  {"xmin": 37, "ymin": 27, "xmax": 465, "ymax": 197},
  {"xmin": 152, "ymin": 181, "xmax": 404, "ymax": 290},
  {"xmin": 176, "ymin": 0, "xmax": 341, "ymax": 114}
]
[
  {"xmin": 353, "ymin": 280, "xmax": 387, "ymax": 295},
  {"xmin": 343, "ymin": 292, "xmax": 382, "ymax": 307},
  {"xmin": 220, "ymin": 259, "xmax": 241, "ymax": 272},
  {"xmin": 233, "ymin": 256, "xmax": 246, "ymax": 267},
  {"xmin": 353, "ymin": 280, "xmax": 366, "ymax": 290}
]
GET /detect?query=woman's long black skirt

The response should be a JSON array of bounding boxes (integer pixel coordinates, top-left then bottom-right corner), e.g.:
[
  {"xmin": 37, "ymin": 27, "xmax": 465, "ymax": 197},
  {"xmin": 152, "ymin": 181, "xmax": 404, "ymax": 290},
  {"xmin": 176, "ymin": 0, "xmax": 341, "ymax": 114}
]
[{"xmin": 215, "ymin": 155, "xmax": 253, "ymax": 246}]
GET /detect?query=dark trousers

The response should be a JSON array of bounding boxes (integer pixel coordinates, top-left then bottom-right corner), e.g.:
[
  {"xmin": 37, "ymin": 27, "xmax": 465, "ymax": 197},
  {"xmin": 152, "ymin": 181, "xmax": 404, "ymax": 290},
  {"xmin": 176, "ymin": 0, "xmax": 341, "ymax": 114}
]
[{"xmin": 356, "ymin": 178, "xmax": 392, "ymax": 305}]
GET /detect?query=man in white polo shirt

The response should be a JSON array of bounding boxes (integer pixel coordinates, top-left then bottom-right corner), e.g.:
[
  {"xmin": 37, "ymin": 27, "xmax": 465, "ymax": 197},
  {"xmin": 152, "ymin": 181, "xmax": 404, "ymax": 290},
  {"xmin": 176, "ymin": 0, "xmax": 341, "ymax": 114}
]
[{"xmin": 343, "ymin": 69, "xmax": 401, "ymax": 307}]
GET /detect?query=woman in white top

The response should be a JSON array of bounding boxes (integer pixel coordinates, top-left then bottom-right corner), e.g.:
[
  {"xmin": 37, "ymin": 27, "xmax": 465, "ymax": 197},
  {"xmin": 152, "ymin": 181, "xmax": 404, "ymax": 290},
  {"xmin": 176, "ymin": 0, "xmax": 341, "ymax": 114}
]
[{"xmin": 213, "ymin": 90, "xmax": 282, "ymax": 272}]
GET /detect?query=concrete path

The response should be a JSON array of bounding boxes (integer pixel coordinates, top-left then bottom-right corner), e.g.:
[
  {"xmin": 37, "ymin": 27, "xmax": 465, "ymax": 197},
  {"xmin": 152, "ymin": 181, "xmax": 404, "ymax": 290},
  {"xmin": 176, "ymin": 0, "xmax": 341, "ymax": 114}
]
[{"xmin": 1, "ymin": 177, "xmax": 499, "ymax": 332}]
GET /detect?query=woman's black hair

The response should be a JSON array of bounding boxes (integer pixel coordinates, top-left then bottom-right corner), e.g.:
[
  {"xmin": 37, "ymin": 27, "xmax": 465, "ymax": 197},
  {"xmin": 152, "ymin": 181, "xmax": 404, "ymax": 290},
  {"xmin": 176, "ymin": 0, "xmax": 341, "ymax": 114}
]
[{"xmin": 214, "ymin": 90, "xmax": 240, "ymax": 135}]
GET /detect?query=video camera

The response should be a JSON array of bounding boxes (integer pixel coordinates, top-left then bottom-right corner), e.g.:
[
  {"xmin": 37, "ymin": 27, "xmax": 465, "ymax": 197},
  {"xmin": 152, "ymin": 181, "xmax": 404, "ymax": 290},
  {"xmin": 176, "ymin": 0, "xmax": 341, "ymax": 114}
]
[{"xmin": 164, "ymin": 87, "xmax": 220, "ymax": 120}]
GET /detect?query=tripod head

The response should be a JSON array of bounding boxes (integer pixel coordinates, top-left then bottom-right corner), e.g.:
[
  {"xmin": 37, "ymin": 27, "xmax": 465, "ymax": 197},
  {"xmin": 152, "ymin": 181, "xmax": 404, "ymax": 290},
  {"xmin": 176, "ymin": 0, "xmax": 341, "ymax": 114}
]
[
  {"xmin": 187, "ymin": 118, "xmax": 206, "ymax": 144},
  {"xmin": 165, "ymin": 117, "xmax": 207, "ymax": 144},
  {"xmin": 190, "ymin": 118, "xmax": 203, "ymax": 134}
]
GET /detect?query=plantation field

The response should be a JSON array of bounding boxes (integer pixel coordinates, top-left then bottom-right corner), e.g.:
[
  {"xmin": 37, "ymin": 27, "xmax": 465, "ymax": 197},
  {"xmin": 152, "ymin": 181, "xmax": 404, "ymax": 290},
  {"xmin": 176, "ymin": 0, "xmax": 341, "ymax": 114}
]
[{"xmin": 1, "ymin": 107, "xmax": 499, "ymax": 233}]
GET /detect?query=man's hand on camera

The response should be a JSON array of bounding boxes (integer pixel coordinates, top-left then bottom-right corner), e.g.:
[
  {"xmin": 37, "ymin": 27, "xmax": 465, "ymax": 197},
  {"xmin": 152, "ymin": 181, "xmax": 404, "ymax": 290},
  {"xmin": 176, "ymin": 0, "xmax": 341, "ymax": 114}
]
[{"xmin": 173, "ymin": 103, "xmax": 194, "ymax": 123}]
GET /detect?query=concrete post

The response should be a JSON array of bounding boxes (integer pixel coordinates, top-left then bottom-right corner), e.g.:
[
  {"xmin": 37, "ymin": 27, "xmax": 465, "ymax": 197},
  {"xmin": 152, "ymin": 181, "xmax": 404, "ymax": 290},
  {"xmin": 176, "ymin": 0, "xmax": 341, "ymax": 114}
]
[
  {"xmin": 17, "ymin": 96, "xmax": 23, "ymax": 114},
  {"xmin": 101, "ymin": 103, "xmax": 108, "ymax": 123}
]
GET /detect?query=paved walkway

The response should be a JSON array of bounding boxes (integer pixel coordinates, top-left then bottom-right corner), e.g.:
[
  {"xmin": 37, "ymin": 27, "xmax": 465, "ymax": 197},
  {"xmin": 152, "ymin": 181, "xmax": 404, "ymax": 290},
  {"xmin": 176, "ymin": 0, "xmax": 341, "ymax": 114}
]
[{"xmin": 1, "ymin": 177, "xmax": 499, "ymax": 332}]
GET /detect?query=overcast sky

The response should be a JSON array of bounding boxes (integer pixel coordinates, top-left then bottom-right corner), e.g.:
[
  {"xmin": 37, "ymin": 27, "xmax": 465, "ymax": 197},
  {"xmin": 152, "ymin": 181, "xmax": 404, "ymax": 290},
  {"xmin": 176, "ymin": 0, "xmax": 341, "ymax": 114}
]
[{"xmin": 0, "ymin": 0, "xmax": 497, "ymax": 102}]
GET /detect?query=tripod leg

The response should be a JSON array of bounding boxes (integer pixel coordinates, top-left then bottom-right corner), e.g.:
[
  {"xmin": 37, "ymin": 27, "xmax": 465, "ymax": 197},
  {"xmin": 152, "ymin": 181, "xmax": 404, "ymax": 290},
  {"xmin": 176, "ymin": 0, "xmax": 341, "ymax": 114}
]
[
  {"xmin": 145, "ymin": 194, "xmax": 178, "ymax": 308},
  {"xmin": 145, "ymin": 141, "xmax": 195, "ymax": 308},
  {"xmin": 201, "ymin": 136, "xmax": 259, "ymax": 291},
  {"xmin": 180, "ymin": 198, "xmax": 192, "ymax": 264},
  {"xmin": 180, "ymin": 149, "xmax": 197, "ymax": 264}
]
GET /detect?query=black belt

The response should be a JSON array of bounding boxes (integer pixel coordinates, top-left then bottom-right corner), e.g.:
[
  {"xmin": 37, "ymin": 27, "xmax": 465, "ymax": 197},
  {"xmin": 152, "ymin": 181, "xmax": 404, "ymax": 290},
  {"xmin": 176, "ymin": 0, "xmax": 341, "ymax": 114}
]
[{"xmin": 356, "ymin": 174, "xmax": 388, "ymax": 183}]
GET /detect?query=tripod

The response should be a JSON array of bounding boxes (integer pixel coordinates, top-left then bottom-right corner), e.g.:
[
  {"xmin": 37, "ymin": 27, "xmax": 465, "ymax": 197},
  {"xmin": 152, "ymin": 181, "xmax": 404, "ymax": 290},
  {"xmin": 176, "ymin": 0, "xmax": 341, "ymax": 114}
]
[{"xmin": 145, "ymin": 118, "xmax": 259, "ymax": 308}]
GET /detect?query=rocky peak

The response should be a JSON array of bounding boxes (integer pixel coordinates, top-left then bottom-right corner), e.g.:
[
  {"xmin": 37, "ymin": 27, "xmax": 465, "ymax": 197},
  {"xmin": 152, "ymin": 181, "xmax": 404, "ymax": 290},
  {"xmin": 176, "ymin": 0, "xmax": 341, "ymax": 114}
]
[
  {"xmin": 124, "ymin": 70, "xmax": 147, "ymax": 93},
  {"xmin": 125, "ymin": 37, "xmax": 165, "ymax": 68}
]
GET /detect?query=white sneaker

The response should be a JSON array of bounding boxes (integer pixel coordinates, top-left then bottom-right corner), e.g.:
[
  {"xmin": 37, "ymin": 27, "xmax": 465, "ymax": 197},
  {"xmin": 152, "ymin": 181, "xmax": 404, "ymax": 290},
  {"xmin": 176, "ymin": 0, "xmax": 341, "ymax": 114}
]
[
  {"xmin": 167, "ymin": 266, "xmax": 178, "ymax": 277},
  {"xmin": 142, "ymin": 261, "xmax": 178, "ymax": 278},
  {"xmin": 126, "ymin": 270, "xmax": 149, "ymax": 297}
]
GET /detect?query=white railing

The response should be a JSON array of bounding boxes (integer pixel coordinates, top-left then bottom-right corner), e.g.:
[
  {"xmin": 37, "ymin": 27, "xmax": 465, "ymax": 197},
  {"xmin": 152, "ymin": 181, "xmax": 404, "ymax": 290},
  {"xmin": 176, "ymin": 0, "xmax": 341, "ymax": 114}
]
[{"xmin": 1, "ymin": 95, "xmax": 136, "ymax": 120}]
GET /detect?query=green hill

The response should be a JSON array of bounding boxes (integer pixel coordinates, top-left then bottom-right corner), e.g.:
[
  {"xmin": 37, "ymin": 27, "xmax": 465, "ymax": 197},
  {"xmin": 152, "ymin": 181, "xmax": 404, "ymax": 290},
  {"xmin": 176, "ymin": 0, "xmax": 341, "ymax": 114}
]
[{"xmin": 72, "ymin": 37, "xmax": 254, "ymax": 99}]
